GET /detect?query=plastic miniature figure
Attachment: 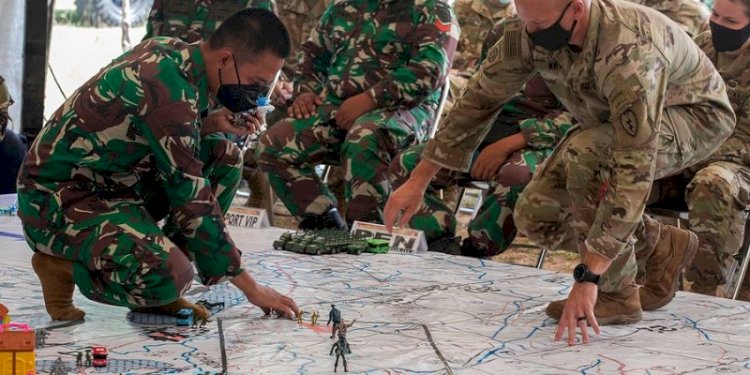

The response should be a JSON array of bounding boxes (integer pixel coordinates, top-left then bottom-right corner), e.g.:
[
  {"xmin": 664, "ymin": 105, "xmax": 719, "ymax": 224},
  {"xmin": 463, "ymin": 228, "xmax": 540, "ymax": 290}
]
[
  {"xmin": 51, "ymin": 356, "xmax": 69, "ymax": 375},
  {"xmin": 311, "ymin": 310, "xmax": 319, "ymax": 325},
  {"xmin": 327, "ymin": 304, "xmax": 341, "ymax": 339},
  {"xmin": 297, "ymin": 310, "xmax": 304, "ymax": 324},
  {"xmin": 192, "ymin": 315, "xmax": 199, "ymax": 329},
  {"xmin": 337, "ymin": 319, "xmax": 356, "ymax": 339},
  {"xmin": 76, "ymin": 351, "xmax": 83, "ymax": 367},
  {"xmin": 329, "ymin": 334, "xmax": 350, "ymax": 372},
  {"xmin": 35, "ymin": 328, "xmax": 48, "ymax": 347},
  {"xmin": 199, "ymin": 317, "xmax": 207, "ymax": 328},
  {"xmin": 85, "ymin": 349, "xmax": 92, "ymax": 367}
]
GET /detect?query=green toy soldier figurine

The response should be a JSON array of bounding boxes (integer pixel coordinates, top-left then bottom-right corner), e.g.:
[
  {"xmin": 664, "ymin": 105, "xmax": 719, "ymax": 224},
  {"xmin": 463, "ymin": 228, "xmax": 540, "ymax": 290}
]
[
  {"xmin": 329, "ymin": 334, "xmax": 350, "ymax": 372},
  {"xmin": 327, "ymin": 304, "xmax": 341, "ymax": 338},
  {"xmin": 76, "ymin": 351, "xmax": 83, "ymax": 367}
]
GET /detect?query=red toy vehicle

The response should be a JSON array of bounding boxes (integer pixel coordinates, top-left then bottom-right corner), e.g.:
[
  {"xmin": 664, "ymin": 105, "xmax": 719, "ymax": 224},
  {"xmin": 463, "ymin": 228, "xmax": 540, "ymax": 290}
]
[{"xmin": 91, "ymin": 346, "xmax": 107, "ymax": 367}]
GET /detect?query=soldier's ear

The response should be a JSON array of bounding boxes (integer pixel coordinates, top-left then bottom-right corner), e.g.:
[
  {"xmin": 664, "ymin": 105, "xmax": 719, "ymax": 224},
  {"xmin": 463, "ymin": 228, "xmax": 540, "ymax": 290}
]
[{"xmin": 217, "ymin": 49, "xmax": 234, "ymax": 69}]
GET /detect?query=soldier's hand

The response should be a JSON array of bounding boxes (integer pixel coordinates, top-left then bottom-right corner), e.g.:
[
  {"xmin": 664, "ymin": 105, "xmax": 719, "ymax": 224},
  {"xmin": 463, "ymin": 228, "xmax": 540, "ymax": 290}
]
[
  {"xmin": 554, "ymin": 282, "xmax": 600, "ymax": 345},
  {"xmin": 470, "ymin": 142, "xmax": 509, "ymax": 181},
  {"xmin": 204, "ymin": 107, "xmax": 262, "ymax": 136},
  {"xmin": 383, "ymin": 179, "xmax": 426, "ymax": 232},
  {"xmin": 271, "ymin": 80, "xmax": 293, "ymax": 106},
  {"xmin": 231, "ymin": 271, "xmax": 300, "ymax": 319},
  {"xmin": 334, "ymin": 92, "xmax": 377, "ymax": 131},
  {"xmin": 289, "ymin": 92, "xmax": 323, "ymax": 119}
]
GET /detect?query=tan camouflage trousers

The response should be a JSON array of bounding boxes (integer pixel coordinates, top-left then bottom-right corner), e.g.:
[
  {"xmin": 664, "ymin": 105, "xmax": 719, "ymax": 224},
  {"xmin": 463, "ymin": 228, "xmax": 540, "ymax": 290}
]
[
  {"xmin": 19, "ymin": 134, "xmax": 242, "ymax": 308},
  {"xmin": 515, "ymin": 121, "xmax": 707, "ymax": 293},
  {"xmin": 684, "ymin": 161, "xmax": 750, "ymax": 290}
]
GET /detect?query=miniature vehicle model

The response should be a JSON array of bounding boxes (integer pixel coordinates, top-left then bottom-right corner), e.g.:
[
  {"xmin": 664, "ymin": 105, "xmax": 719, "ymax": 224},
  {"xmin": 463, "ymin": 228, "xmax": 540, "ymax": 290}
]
[
  {"xmin": 91, "ymin": 346, "xmax": 108, "ymax": 367},
  {"xmin": 365, "ymin": 238, "xmax": 390, "ymax": 254}
]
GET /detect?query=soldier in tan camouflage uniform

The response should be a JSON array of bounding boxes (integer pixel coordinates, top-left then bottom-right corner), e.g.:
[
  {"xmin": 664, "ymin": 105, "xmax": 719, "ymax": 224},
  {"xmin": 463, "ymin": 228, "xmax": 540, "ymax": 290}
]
[
  {"xmin": 453, "ymin": 0, "xmax": 516, "ymax": 73},
  {"xmin": 628, "ymin": 0, "xmax": 710, "ymax": 36},
  {"xmin": 680, "ymin": 0, "xmax": 750, "ymax": 300},
  {"xmin": 256, "ymin": 0, "xmax": 458, "ymax": 229},
  {"xmin": 18, "ymin": 9, "xmax": 299, "ymax": 321},
  {"xmin": 385, "ymin": 0, "xmax": 735, "ymax": 345}
]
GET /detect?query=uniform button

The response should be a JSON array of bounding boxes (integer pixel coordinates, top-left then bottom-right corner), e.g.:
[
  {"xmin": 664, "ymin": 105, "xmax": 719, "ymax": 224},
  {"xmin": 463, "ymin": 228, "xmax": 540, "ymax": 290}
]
[
  {"xmin": 728, "ymin": 80, "xmax": 738, "ymax": 88},
  {"xmin": 227, "ymin": 265, "xmax": 235, "ymax": 273}
]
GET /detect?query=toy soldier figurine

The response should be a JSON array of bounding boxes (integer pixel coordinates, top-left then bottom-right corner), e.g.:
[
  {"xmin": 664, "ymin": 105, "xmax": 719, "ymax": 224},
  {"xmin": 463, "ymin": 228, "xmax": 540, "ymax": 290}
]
[
  {"xmin": 337, "ymin": 319, "xmax": 356, "ymax": 339},
  {"xmin": 85, "ymin": 349, "xmax": 92, "ymax": 367},
  {"xmin": 329, "ymin": 334, "xmax": 350, "ymax": 372},
  {"xmin": 311, "ymin": 310, "xmax": 319, "ymax": 325},
  {"xmin": 76, "ymin": 351, "xmax": 83, "ymax": 367},
  {"xmin": 327, "ymin": 304, "xmax": 341, "ymax": 339},
  {"xmin": 35, "ymin": 328, "xmax": 48, "ymax": 347},
  {"xmin": 297, "ymin": 309, "xmax": 304, "ymax": 324},
  {"xmin": 199, "ymin": 317, "xmax": 207, "ymax": 328}
]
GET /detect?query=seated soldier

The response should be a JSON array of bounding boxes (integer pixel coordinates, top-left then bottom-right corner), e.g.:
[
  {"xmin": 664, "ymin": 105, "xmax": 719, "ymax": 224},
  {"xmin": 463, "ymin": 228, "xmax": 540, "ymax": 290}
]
[
  {"xmin": 627, "ymin": 0, "xmax": 710, "ymax": 37},
  {"xmin": 17, "ymin": 9, "xmax": 299, "ymax": 321},
  {"xmin": 144, "ymin": 0, "xmax": 276, "ymax": 43},
  {"xmin": 0, "ymin": 75, "xmax": 26, "ymax": 195},
  {"xmin": 646, "ymin": 0, "xmax": 750, "ymax": 301},
  {"xmin": 389, "ymin": 19, "xmax": 573, "ymax": 257},
  {"xmin": 256, "ymin": 0, "xmax": 458, "ymax": 229}
]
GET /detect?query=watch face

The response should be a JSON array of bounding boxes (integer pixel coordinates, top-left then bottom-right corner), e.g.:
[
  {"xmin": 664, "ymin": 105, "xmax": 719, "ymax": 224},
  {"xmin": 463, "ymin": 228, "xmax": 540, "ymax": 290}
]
[{"xmin": 573, "ymin": 264, "xmax": 586, "ymax": 281}]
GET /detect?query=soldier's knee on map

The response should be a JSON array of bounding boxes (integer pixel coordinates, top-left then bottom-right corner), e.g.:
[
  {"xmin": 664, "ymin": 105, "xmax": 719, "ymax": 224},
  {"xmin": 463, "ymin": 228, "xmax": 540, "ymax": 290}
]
[{"xmin": 161, "ymin": 249, "xmax": 195, "ymax": 300}]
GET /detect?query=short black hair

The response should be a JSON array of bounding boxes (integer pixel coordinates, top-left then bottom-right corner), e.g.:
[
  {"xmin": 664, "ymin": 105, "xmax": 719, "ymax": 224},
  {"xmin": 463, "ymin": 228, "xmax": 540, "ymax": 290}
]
[{"xmin": 208, "ymin": 8, "xmax": 290, "ymax": 61}]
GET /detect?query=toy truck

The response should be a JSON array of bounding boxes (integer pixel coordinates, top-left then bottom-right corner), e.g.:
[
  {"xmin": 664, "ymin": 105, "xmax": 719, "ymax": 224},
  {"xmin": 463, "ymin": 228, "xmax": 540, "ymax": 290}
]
[{"xmin": 91, "ymin": 346, "xmax": 107, "ymax": 367}]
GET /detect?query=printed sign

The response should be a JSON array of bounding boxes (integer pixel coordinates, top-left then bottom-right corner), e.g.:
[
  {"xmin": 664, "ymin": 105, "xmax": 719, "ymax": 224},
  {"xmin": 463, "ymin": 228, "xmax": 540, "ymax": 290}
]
[
  {"xmin": 350, "ymin": 221, "xmax": 427, "ymax": 253},
  {"xmin": 224, "ymin": 207, "xmax": 270, "ymax": 229}
]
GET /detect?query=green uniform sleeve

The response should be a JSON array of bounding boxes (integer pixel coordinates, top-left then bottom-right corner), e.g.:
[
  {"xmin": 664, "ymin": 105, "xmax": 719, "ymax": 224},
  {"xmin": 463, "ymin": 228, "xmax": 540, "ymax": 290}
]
[
  {"xmin": 519, "ymin": 110, "xmax": 574, "ymax": 150},
  {"xmin": 422, "ymin": 19, "xmax": 535, "ymax": 171},
  {"xmin": 294, "ymin": 4, "xmax": 334, "ymax": 95}
]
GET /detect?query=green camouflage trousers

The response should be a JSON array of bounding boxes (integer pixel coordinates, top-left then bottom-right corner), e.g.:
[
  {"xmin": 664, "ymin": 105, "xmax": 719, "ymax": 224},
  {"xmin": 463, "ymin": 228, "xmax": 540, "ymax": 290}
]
[
  {"xmin": 515, "ymin": 123, "xmax": 702, "ymax": 293},
  {"xmin": 19, "ymin": 133, "xmax": 242, "ymax": 308},
  {"xmin": 389, "ymin": 143, "xmax": 550, "ymax": 256},
  {"xmin": 256, "ymin": 104, "xmax": 433, "ymax": 223},
  {"xmin": 684, "ymin": 161, "xmax": 750, "ymax": 289}
]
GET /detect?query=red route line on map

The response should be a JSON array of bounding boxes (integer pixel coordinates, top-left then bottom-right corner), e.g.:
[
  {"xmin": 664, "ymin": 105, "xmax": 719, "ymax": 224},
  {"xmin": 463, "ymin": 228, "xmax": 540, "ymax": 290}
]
[{"xmin": 598, "ymin": 354, "xmax": 628, "ymax": 375}]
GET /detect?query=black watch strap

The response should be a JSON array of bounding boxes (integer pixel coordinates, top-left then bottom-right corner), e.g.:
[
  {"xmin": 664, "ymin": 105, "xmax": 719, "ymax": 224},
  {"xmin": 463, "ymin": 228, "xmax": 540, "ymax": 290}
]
[{"xmin": 573, "ymin": 263, "xmax": 600, "ymax": 284}]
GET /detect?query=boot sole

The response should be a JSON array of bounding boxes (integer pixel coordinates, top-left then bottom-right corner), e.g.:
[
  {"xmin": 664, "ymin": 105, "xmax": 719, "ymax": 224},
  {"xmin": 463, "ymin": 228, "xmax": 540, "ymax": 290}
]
[
  {"xmin": 642, "ymin": 231, "xmax": 699, "ymax": 311},
  {"xmin": 596, "ymin": 310, "xmax": 643, "ymax": 325}
]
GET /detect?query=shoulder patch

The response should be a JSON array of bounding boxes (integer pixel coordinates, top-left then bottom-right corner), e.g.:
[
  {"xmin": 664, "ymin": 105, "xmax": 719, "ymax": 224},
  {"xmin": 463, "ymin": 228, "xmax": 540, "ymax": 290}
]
[
  {"xmin": 610, "ymin": 74, "xmax": 638, "ymax": 116},
  {"xmin": 502, "ymin": 19, "xmax": 523, "ymax": 61}
]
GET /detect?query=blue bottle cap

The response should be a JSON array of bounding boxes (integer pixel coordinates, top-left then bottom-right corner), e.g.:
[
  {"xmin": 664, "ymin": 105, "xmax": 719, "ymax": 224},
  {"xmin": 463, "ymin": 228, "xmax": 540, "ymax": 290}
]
[{"xmin": 257, "ymin": 96, "xmax": 270, "ymax": 106}]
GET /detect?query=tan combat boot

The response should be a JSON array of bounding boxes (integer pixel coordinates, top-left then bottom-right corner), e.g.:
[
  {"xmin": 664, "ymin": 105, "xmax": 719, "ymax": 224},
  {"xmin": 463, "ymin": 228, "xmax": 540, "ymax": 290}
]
[
  {"xmin": 545, "ymin": 283, "xmax": 642, "ymax": 325},
  {"xmin": 639, "ymin": 225, "xmax": 699, "ymax": 311},
  {"xmin": 32, "ymin": 252, "xmax": 86, "ymax": 321}
]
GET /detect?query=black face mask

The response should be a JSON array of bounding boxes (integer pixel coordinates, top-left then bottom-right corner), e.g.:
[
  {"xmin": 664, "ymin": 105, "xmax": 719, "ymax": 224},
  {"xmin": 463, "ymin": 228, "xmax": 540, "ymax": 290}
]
[
  {"xmin": 710, "ymin": 20, "xmax": 750, "ymax": 53},
  {"xmin": 216, "ymin": 56, "xmax": 268, "ymax": 113},
  {"xmin": 528, "ymin": 1, "xmax": 577, "ymax": 51}
]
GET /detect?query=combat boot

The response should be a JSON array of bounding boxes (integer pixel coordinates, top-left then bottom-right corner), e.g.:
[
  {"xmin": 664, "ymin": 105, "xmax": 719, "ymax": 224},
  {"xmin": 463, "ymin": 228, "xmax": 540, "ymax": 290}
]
[
  {"xmin": 545, "ymin": 283, "xmax": 642, "ymax": 325},
  {"xmin": 298, "ymin": 207, "xmax": 348, "ymax": 231},
  {"xmin": 639, "ymin": 225, "xmax": 699, "ymax": 311},
  {"xmin": 428, "ymin": 236, "xmax": 462, "ymax": 255},
  {"xmin": 32, "ymin": 252, "xmax": 86, "ymax": 321}
]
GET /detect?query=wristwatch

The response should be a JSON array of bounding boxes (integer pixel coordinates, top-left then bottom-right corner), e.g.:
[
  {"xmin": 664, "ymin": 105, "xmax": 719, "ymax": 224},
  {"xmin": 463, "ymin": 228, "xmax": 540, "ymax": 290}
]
[{"xmin": 573, "ymin": 263, "xmax": 601, "ymax": 285}]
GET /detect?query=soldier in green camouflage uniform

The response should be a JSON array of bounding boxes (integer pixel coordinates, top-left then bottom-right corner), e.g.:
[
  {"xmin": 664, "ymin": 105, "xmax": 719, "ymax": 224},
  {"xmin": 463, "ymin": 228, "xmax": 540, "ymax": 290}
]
[
  {"xmin": 256, "ymin": 0, "xmax": 458, "ymax": 228},
  {"xmin": 390, "ymin": 106, "xmax": 572, "ymax": 257},
  {"xmin": 385, "ymin": 0, "xmax": 735, "ymax": 344},
  {"xmin": 17, "ymin": 9, "xmax": 299, "ymax": 321},
  {"xmin": 627, "ymin": 0, "xmax": 710, "ymax": 37},
  {"xmin": 144, "ymin": 0, "xmax": 277, "ymax": 43},
  {"xmin": 681, "ymin": 0, "xmax": 750, "ymax": 300}
]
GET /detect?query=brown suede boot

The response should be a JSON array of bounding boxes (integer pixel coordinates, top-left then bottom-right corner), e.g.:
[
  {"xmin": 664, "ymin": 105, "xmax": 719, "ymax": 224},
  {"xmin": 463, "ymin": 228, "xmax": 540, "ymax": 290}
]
[
  {"xmin": 31, "ymin": 252, "xmax": 86, "ymax": 321},
  {"xmin": 639, "ymin": 225, "xmax": 699, "ymax": 311},
  {"xmin": 133, "ymin": 298, "xmax": 209, "ymax": 320},
  {"xmin": 545, "ymin": 283, "xmax": 642, "ymax": 325}
]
